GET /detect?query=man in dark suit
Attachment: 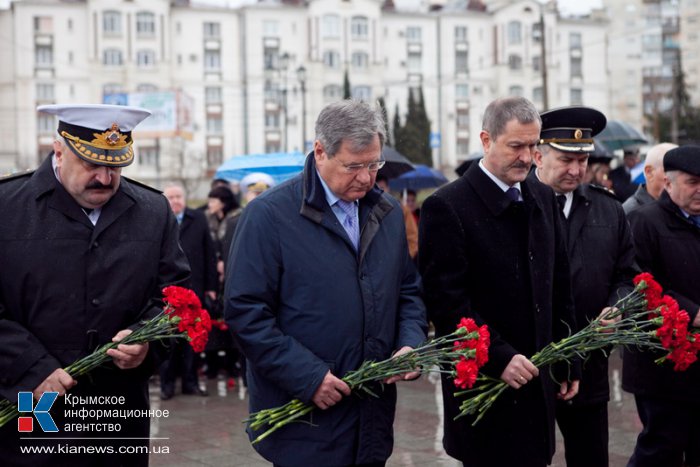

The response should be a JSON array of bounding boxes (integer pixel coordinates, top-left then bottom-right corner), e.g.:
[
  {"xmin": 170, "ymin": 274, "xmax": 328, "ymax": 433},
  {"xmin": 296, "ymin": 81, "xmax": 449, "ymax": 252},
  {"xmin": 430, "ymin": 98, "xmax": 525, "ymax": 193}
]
[
  {"xmin": 624, "ymin": 145, "xmax": 700, "ymax": 467},
  {"xmin": 419, "ymin": 96, "xmax": 580, "ymax": 467},
  {"xmin": 160, "ymin": 183, "xmax": 218, "ymax": 400},
  {"xmin": 531, "ymin": 106, "xmax": 638, "ymax": 467},
  {"xmin": 609, "ymin": 148, "xmax": 641, "ymax": 202}
]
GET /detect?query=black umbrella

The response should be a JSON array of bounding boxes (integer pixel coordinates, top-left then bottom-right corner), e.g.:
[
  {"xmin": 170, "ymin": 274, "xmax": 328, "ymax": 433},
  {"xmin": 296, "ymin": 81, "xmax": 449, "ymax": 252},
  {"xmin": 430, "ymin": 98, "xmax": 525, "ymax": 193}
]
[
  {"xmin": 597, "ymin": 120, "xmax": 647, "ymax": 151},
  {"xmin": 379, "ymin": 146, "xmax": 415, "ymax": 179},
  {"xmin": 588, "ymin": 139, "xmax": 613, "ymax": 164},
  {"xmin": 455, "ymin": 151, "xmax": 484, "ymax": 177}
]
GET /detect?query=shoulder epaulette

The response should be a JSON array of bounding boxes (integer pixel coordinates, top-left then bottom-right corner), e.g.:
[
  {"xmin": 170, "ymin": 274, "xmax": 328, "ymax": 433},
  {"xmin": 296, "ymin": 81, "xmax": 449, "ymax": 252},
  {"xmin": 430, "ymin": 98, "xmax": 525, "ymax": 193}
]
[
  {"xmin": 122, "ymin": 176, "xmax": 163, "ymax": 194},
  {"xmin": 0, "ymin": 169, "xmax": 35, "ymax": 183},
  {"xmin": 588, "ymin": 183, "xmax": 618, "ymax": 199}
]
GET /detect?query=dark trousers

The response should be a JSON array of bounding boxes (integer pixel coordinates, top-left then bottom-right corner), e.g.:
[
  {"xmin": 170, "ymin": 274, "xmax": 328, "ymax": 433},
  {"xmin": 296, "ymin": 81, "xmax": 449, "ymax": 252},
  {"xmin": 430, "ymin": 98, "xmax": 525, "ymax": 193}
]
[
  {"xmin": 556, "ymin": 401, "xmax": 609, "ymax": 467},
  {"xmin": 159, "ymin": 340, "xmax": 198, "ymax": 395},
  {"xmin": 628, "ymin": 394, "xmax": 700, "ymax": 467}
]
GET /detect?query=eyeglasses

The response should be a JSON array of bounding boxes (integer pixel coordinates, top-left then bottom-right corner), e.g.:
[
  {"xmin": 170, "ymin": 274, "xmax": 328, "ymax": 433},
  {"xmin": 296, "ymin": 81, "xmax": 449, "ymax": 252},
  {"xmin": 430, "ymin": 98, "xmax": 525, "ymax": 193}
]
[{"xmin": 333, "ymin": 158, "xmax": 386, "ymax": 173}]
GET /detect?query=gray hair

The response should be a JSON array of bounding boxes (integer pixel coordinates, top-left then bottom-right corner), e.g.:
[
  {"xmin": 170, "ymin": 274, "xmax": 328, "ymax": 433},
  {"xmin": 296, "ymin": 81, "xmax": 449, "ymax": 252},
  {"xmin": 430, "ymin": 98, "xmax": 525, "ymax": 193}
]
[
  {"xmin": 163, "ymin": 181, "xmax": 186, "ymax": 197},
  {"xmin": 315, "ymin": 100, "xmax": 386, "ymax": 158},
  {"xmin": 645, "ymin": 143, "xmax": 677, "ymax": 169},
  {"xmin": 482, "ymin": 97, "xmax": 541, "ymax": 140}
]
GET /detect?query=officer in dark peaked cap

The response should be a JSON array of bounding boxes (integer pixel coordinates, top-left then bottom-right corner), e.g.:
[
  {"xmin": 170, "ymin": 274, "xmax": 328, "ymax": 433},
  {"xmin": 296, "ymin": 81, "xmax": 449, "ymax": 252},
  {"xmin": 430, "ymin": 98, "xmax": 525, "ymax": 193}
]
[
  {"xmin": 624, "ymin": 145, "xmax": 700, "ymax": 467},
  {"xmin": 530, "ymin": 106, "xmax": 638, "ymax": 467},
  {"xmin": 0, "ymin": 104, "xmax": 190, "ymax": 466}
]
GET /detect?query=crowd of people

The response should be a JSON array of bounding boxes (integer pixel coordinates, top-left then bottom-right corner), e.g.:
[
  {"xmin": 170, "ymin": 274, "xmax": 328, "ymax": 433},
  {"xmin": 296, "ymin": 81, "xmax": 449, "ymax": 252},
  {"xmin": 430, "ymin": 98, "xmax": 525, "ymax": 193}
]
[{"xmin": 0, "ymin": 97, "xmax": 698, "ymax": 467}]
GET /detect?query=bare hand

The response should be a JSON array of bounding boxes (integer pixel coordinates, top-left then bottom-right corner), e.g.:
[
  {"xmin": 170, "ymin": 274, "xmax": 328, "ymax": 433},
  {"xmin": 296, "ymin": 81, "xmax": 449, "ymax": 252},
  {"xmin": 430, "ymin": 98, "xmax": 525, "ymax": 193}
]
[
  {"xmin": 33, "ymin": 368, "xmax": 76, "ymax": 399},
  {"xmin": 598, "ymin": 306, "xmax": 620, "ymax": 332},
  {"xmin": 557, "ymin": 379, "xmax": 580, "ymax": 401},
  {"xmin": 385, "ymin": 346, "xmax": 420, "ymax": 384},
  {"xmin": 311, "ymin": 371, "xmax": 351, "ymax": 410},
  {"xmin": 693, "ymin": 308, "xmax": 700, "ymax": 328},
  {"xmin": 500, "ymin": 354, "xmax": 539, "ymax": 389},
  {"xmin": 206, "ymin": 290, "xmax": 217, "ymax": 301},
  {"xmin": 106, "ymin": 329, "xmax": 149, "ymax": 370}
]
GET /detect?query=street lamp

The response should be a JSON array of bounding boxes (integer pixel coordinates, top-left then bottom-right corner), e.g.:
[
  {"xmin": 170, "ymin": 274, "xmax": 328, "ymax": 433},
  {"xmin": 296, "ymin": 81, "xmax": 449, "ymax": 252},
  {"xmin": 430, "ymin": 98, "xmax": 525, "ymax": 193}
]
[
  {"xmin": 279, "ymin": 52, "xmax": 290, "ymax": 153},
  {"xmin": 296, "ymin": 65, "xmax": 307, "ymax": 153}
]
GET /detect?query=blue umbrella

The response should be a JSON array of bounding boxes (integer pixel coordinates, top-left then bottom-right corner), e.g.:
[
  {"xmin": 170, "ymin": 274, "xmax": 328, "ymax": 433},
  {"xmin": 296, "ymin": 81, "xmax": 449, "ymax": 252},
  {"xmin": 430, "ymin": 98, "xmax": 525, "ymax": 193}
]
[
  {"xmin": 215, "ymin": 151, "xmax": 307, "ymax": 185},
  {"xmin": 389, "ymin": 164, "xmax": 448, "ymax": 191},
  {"xmin": 597, "ymin": 120, "xmax": 647, "ymax": 151}
]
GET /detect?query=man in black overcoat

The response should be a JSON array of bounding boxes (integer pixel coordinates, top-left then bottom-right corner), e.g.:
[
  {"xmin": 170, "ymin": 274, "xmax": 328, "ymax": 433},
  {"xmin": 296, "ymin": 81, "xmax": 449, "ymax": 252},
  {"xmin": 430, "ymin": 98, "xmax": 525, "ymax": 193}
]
[
  {"xmin": 419, "ymin": 96, "xmax": 580, "ymax": 467},
  {"xmin": 531, "ymin": 106, "xmax": 638, "ymax": 467},
  {"xmin": 159, "ymin": 183, "xmax": 217, "ymax": 400},
  {"xmin": 0, "ymin": 104, "xmax": 190, "ymax": 467},
  {"xmin": 624, "ymin": 145, "xmax": 700, "ymax": 467}
]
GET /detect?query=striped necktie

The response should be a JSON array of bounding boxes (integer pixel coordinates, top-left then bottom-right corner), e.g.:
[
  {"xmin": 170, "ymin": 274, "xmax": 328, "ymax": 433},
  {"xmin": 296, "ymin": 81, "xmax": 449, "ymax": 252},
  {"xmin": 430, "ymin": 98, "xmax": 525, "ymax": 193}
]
[{"xmin": 336, "ymin": 199, "xmax": 359, "ymax": 250}]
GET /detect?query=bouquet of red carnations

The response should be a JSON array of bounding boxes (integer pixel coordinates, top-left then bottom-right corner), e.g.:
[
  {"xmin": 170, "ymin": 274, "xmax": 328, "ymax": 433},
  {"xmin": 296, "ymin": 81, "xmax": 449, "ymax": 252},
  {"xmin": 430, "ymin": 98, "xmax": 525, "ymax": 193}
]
[
  {"xmin": 455, "ymin": 272, "xmax": 700, "ymax": 425},
  {"xmin": 245, "ymin": 318, "xmax": 490, "ymax": 444},
  {"xmin": 0, "ymin": 285, "xmax": 211, "ymax": 427}
]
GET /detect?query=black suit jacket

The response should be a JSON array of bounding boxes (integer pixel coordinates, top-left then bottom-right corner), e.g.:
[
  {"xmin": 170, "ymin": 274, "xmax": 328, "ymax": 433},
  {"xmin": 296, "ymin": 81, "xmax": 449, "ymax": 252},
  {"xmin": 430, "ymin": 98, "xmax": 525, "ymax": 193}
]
[
  {"xmin": 178, "ymin": 208, "xmax": 218, "ymax": 300},
  {"xmin": 419, "ymin": 162, "xmax": 578, "ymax": 464}
]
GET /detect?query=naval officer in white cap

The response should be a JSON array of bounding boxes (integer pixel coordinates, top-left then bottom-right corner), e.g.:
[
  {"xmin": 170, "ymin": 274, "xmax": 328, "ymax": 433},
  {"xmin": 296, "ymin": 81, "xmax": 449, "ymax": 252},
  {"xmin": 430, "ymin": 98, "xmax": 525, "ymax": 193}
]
[{"xmin": 0, "ymin": 104, "xmax": 190, "ymax": 466}]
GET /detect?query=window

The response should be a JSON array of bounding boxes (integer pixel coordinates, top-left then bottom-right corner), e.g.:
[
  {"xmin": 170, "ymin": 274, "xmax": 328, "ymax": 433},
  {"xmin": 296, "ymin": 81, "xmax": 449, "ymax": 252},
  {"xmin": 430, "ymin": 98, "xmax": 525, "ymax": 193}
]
[
  {"xmin": 204, "ymin": 50, "xmax": 221, "ymax": 71},
  {"xmin": 508, "ymin": 54, "xmax": 523, "ymax": 71},
  {"xmin": 351, "ymin": 16, "xmax": 368, "ymax": 40},
  {"xmin": 322, "ymin": 14, "xmax": 340, "ymax": 38},
  {"xmin": 265, "ymin": 112, "xmax": 280, "ymax": 129},
  {"xmin": 323, "ymin": 50, "xmax": 340, "ymax": 69},
  {"xmin": 263, "ymin": 47, "xmax": 278, "ymax": 71},
  {"xmin": 35, "ymin": 45, "xmax": 53, "ymax": 67},
  {"xmin": 508, "ymin": 85, "xmax": 524, "ymax": 97},
  {"xmin": 532, "ymin": 55, "xmax": 541, "ymax": 72},
  {"xmin": 455, "ymin": 50, "xmax": 468, "ymax": 73},
  {"xmin": 206, "ymin": 115, "xmax": 223, "ymax": 134},
  {"xmin": 136, "ymin": 83, "xmax": 158, "ymax": 92},
  {"xmin": 103, "ymin": 11, "xmax": 121, "ymax": 35},
  {"xmin": 265, "ymin": 141, "xmax": 281, "ymax": 153},
  {"xmin": 455, "ymin": 84, "xmax": 469, "ymax": 99},
  {"xmin": 136, "ymin": 49, "xmax": 156, "ymax": 67},
  {"xmin": 456, "ymin": 140, "xmax": 470, "ymax": 156},
  {"xmin": 205, "ymin": 86, "xmax": 222, "ymax": 104},
  {"xmin": 203, "ymin": 22, "xmax": 220, "ymax": 39},
  {"xmin": 570, "ymin": 88, "xmax": 583, "ymax": 105},
  {"xmin": 34, "ymin": 16, "xmax": 53, "ymax": 33},
  {"xmin": 507, "ymin": 21, "xmax": 522, "ymax": 45},
  {"xmin": 456, "ymin": 111, "xmax": 469, "ymax": 127},
  {"xmin": 351, "ymin": 51, "xmax": 369, "ymax": 70},
  {"xmin": 139, "ymin": 147, "xmax": 158, "ymax": 167},
  {"xmin": 570, "ymin": 32, "xmax": 582, "ymax": 49},
  {"xmin": 264, "ymin": 80, "xmax": 280, "ymax": 101},
  {"xmin": 103, "ymin": 83, "xmax": 124, "ymax": 96},
  {"xmin": 207, "ymin": 146, "xmax": 223, "ymax": 168},
  {"xmin": 37, "ymin": 113, "xmax": 54, "ymax": 134},
  {"xmin": 455, "ymin": 26, "xmax": 468, "ymax": 42},
  {"xmin": 323, "ymin": 84, "xmax": 343, "ymax": 102},
  {"xmin": 36, "ymin": 83, "xmax": 54, "ymax": 101},
  {"xmin": 406, "ymin": 26, "xmax": 421, "ymax": 43},
  {"xmin": 263, "ymin": 20, "xmax": 279, "ymax": 37},
  {"xmin": 533, "ymin": 86, "xmax": 543, "ymax": 102},
  {"xmin": 570, "ymin": 56, "xmax": 582, "ymax": 78},
  {"xmin": 352, "ymin": 86, "xmax": 371, "ymax": 101},
  {"xmin": 407, "ymin": 52, "xmax": 421, "ymax": 73},
  {"xmin": 103, "ymin": 48, "xmax": 123, "ymax": 66},
  {"xmin": 136, "ymin": 12, "xmax": 155, "ymax": 37}
]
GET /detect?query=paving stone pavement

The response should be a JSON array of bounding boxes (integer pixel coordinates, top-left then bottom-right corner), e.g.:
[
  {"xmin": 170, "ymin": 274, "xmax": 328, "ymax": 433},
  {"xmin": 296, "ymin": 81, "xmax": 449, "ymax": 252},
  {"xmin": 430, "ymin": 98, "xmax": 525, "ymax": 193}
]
[{"xmin": 148, "ymin": 350, "xmax": 639, "ymax": 466}]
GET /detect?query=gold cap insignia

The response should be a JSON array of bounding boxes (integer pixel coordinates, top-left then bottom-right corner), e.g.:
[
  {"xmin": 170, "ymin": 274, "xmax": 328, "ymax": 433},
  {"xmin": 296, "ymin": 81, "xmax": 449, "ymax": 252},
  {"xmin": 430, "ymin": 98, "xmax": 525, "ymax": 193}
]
[
  {"xmin": 91, "ymin": 124, "xmax": 129, "ymax": 149},
  {"xmin": 574, "ymin": 129, "xmax": 583, "ymax": 140}
]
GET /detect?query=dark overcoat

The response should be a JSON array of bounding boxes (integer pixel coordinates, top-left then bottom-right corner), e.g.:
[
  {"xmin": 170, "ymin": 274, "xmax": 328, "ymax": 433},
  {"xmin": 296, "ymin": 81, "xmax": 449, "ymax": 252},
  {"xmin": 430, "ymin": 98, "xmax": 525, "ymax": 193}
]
[
  {"xmin": 623, "ymin": 192, "xmax": 700, "ymax": 401},
  {"xmin": 531, "ymin": 178, "xmax": 638, "ymax": 405},
  {"xmin": 224, "ymin": 155, "xmax": 427, "ymax": 466},
  {"xmin": 0, "ymin": 155, "xmax": 190, "ymax": 466},
  {"xmin": 178, "ymin": 207, "xmax": 218, "ymax": 300},
  {"xmin": 419, "ymin": 162, "xmax": 578, "ymax": 466}
]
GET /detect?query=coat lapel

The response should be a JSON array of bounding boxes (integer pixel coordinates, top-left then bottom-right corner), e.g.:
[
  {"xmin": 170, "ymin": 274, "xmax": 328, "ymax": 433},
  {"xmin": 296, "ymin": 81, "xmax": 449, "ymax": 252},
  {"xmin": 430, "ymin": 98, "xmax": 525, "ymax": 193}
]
[
  {"xmin": 91, "ymin": 183, "xmax": 136, "ymax": 241},
  {"xmin": 567, "ymin": 186, "xmax": 592, "ymax": 248}
]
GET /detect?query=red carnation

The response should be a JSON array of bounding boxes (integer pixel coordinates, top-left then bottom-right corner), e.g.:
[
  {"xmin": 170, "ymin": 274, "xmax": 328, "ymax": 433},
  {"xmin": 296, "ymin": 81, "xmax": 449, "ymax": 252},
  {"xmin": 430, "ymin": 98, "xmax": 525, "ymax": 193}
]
[{"xmin": 454, "ymin": 358, "xmax": 479, "ymax": 389}]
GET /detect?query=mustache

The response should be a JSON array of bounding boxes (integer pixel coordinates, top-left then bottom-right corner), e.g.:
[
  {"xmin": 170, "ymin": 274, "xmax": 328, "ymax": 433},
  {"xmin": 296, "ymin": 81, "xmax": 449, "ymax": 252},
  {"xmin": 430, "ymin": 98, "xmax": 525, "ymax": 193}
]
[
  {"xmin": 511, "ymin": 162, "xmax": 531, "ymax": 169},
  {"xmin": 86, "ymin": 182, "xmax": 113, "ymax": 190}
]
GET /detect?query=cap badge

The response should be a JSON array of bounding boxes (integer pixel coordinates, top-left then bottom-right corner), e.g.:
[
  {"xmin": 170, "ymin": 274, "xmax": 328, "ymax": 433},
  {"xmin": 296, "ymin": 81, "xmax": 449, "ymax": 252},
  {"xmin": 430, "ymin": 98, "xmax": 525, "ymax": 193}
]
[
  {"xmin": 574, "ymin": 129, "xmax": 583, "ymax": 140},
  {"xmin": 92, "ymin": 123, "xmax": 128, "ymax": 148}
]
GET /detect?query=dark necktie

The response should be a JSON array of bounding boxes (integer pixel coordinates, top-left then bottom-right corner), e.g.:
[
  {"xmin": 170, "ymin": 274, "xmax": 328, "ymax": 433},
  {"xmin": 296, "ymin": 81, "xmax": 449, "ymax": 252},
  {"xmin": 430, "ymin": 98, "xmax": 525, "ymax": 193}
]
[
  {"xmin": 505, "ymin": 187, "xmax": 521, "ymax": 203},
  {"xmin": 556, "ymin": 195, "xmax": 566, "ymax": 214},
  {"xmin": 690, "ymin": 215, "xmax": 700, "ymax": 228}
]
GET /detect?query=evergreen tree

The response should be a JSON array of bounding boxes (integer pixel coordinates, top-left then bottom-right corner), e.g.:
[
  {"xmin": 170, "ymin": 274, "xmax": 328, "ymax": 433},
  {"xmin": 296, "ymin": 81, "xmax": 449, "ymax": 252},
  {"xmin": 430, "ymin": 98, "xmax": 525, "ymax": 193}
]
[
  {"xmin": 393, "ymin": 103, "xmax": 403, "ymax": 152},
  {"xmin": 656, "ymin": 64, "xmax": 700, "ymax": 144},
  {"xmin": 377, "ymin": 97, "xmax": 391, "ymax": 146},
  {"xmin": 343, "ymin": 70, "xmax": 352, "ymax": 100},
  {"xmin": 398, "ymin": 87, "xmax": 432, "ymax": 165}
]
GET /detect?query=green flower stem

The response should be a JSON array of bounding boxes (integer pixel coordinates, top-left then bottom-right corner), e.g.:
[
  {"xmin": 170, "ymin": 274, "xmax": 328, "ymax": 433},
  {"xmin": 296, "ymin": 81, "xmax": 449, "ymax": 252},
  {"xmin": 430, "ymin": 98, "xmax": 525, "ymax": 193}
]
[
  {"xmin": 247, "ymin": 328, "xmax": 479, "ymax": 444},
  {"xmin": 0, "ymin": 311, "xmax": 189, "ymax": 428}
]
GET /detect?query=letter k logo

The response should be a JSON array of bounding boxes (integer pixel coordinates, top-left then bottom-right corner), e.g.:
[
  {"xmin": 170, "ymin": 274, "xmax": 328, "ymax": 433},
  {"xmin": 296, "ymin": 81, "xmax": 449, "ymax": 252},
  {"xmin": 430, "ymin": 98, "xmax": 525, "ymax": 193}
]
[{"xmin": 18, "ymin": 392, "xmax": 58, "ymax": 432}]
